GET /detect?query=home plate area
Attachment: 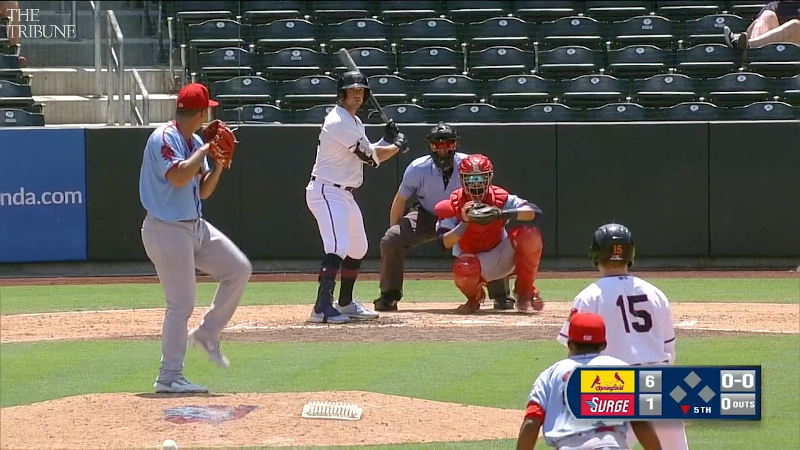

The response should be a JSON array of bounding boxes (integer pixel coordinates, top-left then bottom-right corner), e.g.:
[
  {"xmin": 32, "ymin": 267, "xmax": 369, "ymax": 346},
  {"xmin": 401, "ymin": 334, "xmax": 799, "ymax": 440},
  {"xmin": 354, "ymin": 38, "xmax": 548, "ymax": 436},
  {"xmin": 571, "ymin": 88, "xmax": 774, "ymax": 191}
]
[{"xmin": 0, "ymin": 391, "xmax": 527, "ymax": 448}]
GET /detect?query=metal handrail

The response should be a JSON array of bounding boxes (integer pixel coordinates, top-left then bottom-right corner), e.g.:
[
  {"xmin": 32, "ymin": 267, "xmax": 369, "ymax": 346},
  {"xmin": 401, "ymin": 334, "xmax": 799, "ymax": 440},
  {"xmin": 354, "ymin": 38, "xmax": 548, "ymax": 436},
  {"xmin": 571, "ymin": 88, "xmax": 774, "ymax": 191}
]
[
  {"xmin": 167, "ymin": 15, "xmax": 176, "ymax": 91},
  {"xmin": 130, "ymin": 68, "xmax": 150, "ymax": 125},
  {"xmin": 106, "ymin": 10, "xmax": 125, "ymax": 125},
  {"xmin": 90, "ymin": 1, "xmax": 101, "ymax": 97}
]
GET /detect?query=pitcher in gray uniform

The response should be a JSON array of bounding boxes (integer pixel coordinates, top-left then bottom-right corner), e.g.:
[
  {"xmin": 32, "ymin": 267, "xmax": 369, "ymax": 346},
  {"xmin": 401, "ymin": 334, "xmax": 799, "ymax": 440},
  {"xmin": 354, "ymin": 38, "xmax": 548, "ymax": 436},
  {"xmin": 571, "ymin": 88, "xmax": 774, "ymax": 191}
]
[{"xmin": 139, "ymin": 83, "xmax": 252, "ymax": 394}]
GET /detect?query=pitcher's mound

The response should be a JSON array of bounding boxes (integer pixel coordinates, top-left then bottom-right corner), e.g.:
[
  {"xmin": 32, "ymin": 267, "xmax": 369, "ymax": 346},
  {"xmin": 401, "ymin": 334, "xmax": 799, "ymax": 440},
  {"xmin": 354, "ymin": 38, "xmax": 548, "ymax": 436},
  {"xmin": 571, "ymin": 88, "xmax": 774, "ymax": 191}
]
[{"xmin": 0, "ymin": 391, "xmax": 525, "ymax": 448}]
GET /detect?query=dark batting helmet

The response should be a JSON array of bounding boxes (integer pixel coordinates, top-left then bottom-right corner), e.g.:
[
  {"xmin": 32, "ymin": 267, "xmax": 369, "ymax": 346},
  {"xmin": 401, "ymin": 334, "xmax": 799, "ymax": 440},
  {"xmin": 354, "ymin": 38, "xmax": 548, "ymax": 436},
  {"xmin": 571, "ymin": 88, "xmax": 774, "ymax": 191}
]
[
  {"xmin": 589, "ymin": 223, "xmax": 636, "ymax": 267},
  {"xmin": 426, "ymin": 121, "xmax": 459, "ymax": 170},
  {"xmin": 337, "ymin": 70, "xmax": 370, "ymax": 101}
]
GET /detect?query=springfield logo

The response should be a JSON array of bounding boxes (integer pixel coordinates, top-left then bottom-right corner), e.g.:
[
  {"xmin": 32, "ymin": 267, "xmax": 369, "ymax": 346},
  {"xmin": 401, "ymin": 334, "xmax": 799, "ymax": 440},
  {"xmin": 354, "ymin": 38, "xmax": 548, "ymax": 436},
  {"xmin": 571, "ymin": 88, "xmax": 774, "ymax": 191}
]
[
  {"xmin": 0, "ymin": 187, "xmax": 83, "ymax": 206},
  {"xmin": 6, "ymin": 9, "xmax": 77, "ymax": 39},
  {"xmin": 580, "ymin": 370, "xmax": 635, "ymax": 393}
]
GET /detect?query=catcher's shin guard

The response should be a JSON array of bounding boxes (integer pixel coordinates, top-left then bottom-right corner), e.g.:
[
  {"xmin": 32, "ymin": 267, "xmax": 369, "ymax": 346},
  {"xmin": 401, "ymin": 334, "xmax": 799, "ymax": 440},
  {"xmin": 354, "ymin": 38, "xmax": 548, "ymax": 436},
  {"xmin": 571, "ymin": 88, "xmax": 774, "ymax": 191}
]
[
  {"xmin": 509, "ymin": 226, "xmax": 544, "ymax": 311},
  {"xmin": 453, "ymin": 254, "xmax": 485, "ymax": 314}
]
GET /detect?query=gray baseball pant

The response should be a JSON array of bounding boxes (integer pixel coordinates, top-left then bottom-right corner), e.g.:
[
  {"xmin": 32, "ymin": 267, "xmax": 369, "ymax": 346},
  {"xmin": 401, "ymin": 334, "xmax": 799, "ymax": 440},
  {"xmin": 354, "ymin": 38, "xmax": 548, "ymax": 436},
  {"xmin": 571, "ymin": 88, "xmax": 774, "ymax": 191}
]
[
  {"xmin": 378, "ymin": 206, "xmax": 440, "ymax": 296},
  {"xmin": 141, "ymin": 214, "xmax": 252, "ymax": 383}
]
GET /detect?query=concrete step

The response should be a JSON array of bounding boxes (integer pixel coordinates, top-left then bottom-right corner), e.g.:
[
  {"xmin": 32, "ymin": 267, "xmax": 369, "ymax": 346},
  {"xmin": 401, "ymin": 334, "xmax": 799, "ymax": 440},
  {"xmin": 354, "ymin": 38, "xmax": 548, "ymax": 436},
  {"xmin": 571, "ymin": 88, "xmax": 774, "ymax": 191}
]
[
  {"xmin": 24, "ymin": 67, "xmax": 177, "ymax": 96},
  {"xmin": 33, "ymin": 93, "xmax": 177, "ymax": 125},
  {"xmin": 21, "ymin": 38, "xmax": 167, "ymax": 67}
]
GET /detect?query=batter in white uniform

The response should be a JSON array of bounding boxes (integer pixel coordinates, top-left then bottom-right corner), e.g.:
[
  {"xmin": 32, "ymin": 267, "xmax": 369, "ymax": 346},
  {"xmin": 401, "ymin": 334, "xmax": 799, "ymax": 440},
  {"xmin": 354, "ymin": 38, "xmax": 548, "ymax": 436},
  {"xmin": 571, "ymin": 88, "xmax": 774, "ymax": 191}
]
[
  {"xmin": 557, "ymin": 223, "xmax": 689, "ymax": 450},
  {"xmin": 518, "ymin": 312, "xmax": 662, "ymax": 450},
  {"xmin": 305, "ymin": 71, "xmax": 408, "ymax": 324}
]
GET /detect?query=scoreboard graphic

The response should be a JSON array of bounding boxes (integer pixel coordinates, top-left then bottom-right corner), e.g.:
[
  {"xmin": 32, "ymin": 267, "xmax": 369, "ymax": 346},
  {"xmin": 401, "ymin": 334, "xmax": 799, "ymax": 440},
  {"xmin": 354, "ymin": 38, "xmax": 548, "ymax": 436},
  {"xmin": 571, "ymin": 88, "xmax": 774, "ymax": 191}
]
[{"xmin": 565, "ymin": 366, "xmax": 761, "ymax": 421}]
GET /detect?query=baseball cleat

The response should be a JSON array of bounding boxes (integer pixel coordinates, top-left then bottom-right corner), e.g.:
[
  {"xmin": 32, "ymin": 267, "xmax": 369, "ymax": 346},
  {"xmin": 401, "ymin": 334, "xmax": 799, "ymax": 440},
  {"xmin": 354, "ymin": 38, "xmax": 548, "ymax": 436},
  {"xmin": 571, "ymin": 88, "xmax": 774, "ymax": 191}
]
[
  {"xmin": 456, "ymin": 300, "xmax": 481, "ymax": 314},
  {"xmin": 154, "ymin": 377, "xmax": 209, "ymax": 394},
  {"xmin": 308, "ymin": 304, "xmax": 352, "ymax": 324},
  {"xmin": 492, "ymin": 296, "xmax": 516, "ymax": 310},
  {"xmin": 335, "ymin": 300, "xmax": 379, "ymax": 320},
  {"xmin": 188, "ymin": 329, "xmax": 230, "ymax": 369},
  {"xmin": 373, "ymin": 295, "xmax": 400, "ymax": 312}
]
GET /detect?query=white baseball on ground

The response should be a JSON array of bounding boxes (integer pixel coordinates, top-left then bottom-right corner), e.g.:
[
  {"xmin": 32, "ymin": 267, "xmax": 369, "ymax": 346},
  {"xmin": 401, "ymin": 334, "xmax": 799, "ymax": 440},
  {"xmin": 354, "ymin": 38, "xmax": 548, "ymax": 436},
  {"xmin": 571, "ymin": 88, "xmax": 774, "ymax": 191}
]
[{"xmin": 162, "ymin": 439, "xmax": 178, "ymax": 450}]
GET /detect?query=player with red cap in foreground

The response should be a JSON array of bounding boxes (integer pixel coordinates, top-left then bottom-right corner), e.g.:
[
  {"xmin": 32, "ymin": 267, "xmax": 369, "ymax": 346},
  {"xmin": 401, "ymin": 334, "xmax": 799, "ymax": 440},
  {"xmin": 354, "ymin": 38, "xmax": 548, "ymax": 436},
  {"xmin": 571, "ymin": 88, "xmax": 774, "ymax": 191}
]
[
  {"xmin": 139, "ymin": 83, "xmax": 251, "ymax": 394},
  {"xmin": 517, "ymin": 312, "xmax": 662, "ymax": 450},
  {"xmin": 434, "ymin": 154, "xmax": 544, "ymax": 313}
]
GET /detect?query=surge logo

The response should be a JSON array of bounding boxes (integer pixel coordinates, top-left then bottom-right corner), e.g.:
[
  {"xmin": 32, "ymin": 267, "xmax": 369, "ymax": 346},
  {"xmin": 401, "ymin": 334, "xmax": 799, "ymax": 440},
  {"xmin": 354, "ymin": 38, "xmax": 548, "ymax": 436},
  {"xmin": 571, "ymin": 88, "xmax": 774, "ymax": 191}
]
[
  {"xmin": 581, "ymin": 394, "xmax": 636, "ymax": 416},
  {"xmin": 580, "ymin": 370, "xmax": 635, "ymax": 393}
]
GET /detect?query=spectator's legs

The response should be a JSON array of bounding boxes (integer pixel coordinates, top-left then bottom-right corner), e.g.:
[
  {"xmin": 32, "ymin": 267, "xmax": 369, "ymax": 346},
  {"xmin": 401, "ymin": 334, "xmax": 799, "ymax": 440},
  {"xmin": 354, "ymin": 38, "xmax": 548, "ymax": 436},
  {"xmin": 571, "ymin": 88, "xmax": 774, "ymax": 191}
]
[
  {"xmin": 747, "ymin": 11, "xmax": 780, "ymax": 40},
  {"xmin": 748, "ymin": 18, "xmax": 800, "ymax": 47}
]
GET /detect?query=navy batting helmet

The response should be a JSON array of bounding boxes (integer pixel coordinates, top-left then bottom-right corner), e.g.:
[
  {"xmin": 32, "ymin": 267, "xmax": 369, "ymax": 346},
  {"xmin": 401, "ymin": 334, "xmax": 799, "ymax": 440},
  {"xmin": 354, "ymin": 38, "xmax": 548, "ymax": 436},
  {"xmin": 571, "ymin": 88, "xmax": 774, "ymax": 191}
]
[
  {"xmin": 337, "ymin": 71, "xmax": 370, "ymax": 100},
  {"xmin": 589, "ymin": 223, "xmax": 636, "ymax": 267}
]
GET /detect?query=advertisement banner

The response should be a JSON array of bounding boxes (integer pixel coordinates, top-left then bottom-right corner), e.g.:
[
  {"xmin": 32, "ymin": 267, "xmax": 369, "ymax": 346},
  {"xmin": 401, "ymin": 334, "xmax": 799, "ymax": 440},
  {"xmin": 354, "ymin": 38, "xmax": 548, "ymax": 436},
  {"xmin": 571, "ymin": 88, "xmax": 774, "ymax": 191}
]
[{"xmin": 0, "ymin": 128, "xmax": 87, "ymax": 262}]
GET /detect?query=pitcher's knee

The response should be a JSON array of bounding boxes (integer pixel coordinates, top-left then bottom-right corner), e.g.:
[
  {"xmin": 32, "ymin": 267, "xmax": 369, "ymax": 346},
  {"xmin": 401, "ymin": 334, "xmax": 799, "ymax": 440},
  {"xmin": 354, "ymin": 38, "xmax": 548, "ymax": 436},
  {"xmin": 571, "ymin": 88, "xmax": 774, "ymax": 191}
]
[{"xmin": 166, "ymin": 300, "xmax": 194, "ymax": 322}]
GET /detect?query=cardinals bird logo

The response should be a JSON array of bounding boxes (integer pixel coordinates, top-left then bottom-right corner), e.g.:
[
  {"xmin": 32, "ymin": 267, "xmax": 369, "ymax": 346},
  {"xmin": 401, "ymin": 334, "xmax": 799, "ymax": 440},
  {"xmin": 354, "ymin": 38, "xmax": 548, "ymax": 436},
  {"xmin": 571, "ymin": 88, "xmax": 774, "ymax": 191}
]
[
  {"xmin": 591, "ymin": 375, "xmax": 601, "ymax": 388},
  {"xmin": 614, "ymin": 372, "xmax": 625, "ymax": 385}
]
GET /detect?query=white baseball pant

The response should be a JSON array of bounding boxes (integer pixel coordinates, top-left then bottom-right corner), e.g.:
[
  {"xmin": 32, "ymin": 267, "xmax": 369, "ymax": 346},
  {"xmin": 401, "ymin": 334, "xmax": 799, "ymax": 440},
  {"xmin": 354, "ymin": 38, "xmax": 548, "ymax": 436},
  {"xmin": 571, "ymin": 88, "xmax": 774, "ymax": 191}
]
[
  {"xmin": 626, "ymin": 421, "xmax": 688, "ymax": 450},
  {"xmin": 305, "ymin": 177, "xmax": 368, "ymax": 260},
  {"xmin": 554, "ymin": 429, "xmax": 628, "ymax": 449},
  {"xmin": 475, "ymin": 236, "xmax": 516, "ymax": 282},
  {"xmin": 141, "ymin": 214, "xmax": 252, "ymax": 383}
]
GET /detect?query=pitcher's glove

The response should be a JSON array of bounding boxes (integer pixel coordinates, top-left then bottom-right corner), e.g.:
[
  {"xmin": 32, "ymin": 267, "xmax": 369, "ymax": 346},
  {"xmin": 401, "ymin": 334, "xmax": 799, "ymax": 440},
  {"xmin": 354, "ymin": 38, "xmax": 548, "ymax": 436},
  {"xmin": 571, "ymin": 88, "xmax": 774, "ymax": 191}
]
[
  {"xmin": 202, "ymin": 119, "xmax": 238, "ymax": 169},
  {"xmin": 467, "ymin": 203, "xmax": 503, "ymax": 225}
]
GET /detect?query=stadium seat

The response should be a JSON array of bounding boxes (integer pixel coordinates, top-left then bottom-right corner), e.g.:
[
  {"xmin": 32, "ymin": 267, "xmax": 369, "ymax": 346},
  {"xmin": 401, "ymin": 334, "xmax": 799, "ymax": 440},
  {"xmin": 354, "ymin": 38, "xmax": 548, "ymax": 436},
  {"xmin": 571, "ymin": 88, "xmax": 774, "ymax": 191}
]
[
  {"xmin": 655, "ymin": 0, "xmax": 725, "ymax": 20},
  {"xmin": 331, "ymin": 48, "xmax": 395, "ymax": 77},
  {"xmin": 512, "ymin": 102, "xmax": 581, "ymax": 122},
  {"xmin": 631, "ymin": 73, "xmax": 701, "ymax": 107},
  {"xmin": 219, "ymin": 104, "xmax": 289, "ymax": 123},
  {"xmin": 186, "ymin": 19, "xmax": 249, "ymax": 59},
  {"xmin": 586, "ymin": 102, "xmax": 652, "ymax": 121},
  {"xmin": 779, "ymin": 74, "xmax": 800, "ymax": 106},
  {"xmin": 560, "ymin": 74, "xmax": 628, "ymax": 108},
  {"xmin": 417, "ymin": 75, "xmax": 482, "ymax": 108},
  {"xmin": 585, "ymin": 1, "xmax": 654, "ymax": 22},
  {"xmin": 445, "ymin": 1, "xmax": 510, "ymax": 23},
  {"xmin": 325, "ymin": 18, "xmax": 392, "ymax": 52},
  {"xmin": 213, "ymin": 76, "xmax": 275, "ymax": 110},
  {"xmin": 487, "ymin": 74, "xmax": 555, "ymax": 108},
  {"xmin": 310, "ymin": 1, "xmax": 373, "ymax": 24},
  {"xmin": 0, "ymin": 53, "xmax": 24, "ymax": 83},
  {"xmin": 261, "ymin": 47, "xmax": 327, "ymax": 81},
  {"xmin": 398, "ymin": 46, "xmax": 464, "ymax": 80},
  {"xmin": 0, "ymin": 108, "xmax": 44, "ymax": 127},
  {"xmin": 609, "ymin": 15, "xmax": 677, "ymax": 50},
  {"xmin": 606, "ymin": 45, "xmax": 671, "ymax": 78},
  {"xmin": 728, "ymin": 1, "xmax": 769, "ymax": 20},
  {"xmin": 252, "ymin": 18, "xmax": 318, "ymax": 53},
  {"xmin": 0, "ymin": 80, "xmax": 35, "ymax": 111},
  {"xmin": 294, "ymin": 103, "xmax": 338, "ymax": 124},
  {"xmin": 513, "ymin": 1, "xmax": 583, "ymax": 23},
  {"xmin": 196, "ymin": 47, "xmax": 255, "ymax": 83},
  {"xmin": 368, "ymin": 75, "xmax": 415, "ymax": 105},
  {"xmin": 371, "ymin": 103, "xmax": 431, "ymax": 124},
  {"xmin": 441, "ymin": 102, "xmax": 506, "ymax": 123},
  {"xmin": 675, "ymin": 43, "xmax": 739, "ymax": 78},
  {"xmin": 242, "ymin": 1, "xmax": 305, "ymax": 24},
  {"xmin": 657, "ymin": 101, "xmax": 723, "ymax": 120},
  {"xmin": 466, "ymin": 17, "xmax": 532, "ymax": 51},
  {"xmin": 732, "ymin": 101, "xmax": 798, "ymax": 120},
  {"xmin": 397, "ymin": 18, "xmax": 461, "ymax": 52},
  {"xmin": 468, "ymin": 46, "xmax": 533, "ymax": 79},
  {"xmin": 706, "ymin": 72, "xmax": 774, "ymax": 107},
  {"xmin": 537, "ymin": 16, "xmax": 606, "ymax": 51},
  {"xmin": 174, "ymin": 1, "xmax": 240, "ymax": 24},
  {"xmin": 747, "ymin": 43, "xmax": 800, "ymax": 78},
  {"xmin": 378, "ymin": 1, "xmax": 442, "ymax": 24},
  {"xmin": 536, "ymin": 46, "xmax": 602, "ymax": 79},
  {"xmin": 280, "ymin": 75, "xmax": 338, "ymax": 109},
  {"xmin": 682, "ymin": 14, "xmax": 748, "ymax": 46}
]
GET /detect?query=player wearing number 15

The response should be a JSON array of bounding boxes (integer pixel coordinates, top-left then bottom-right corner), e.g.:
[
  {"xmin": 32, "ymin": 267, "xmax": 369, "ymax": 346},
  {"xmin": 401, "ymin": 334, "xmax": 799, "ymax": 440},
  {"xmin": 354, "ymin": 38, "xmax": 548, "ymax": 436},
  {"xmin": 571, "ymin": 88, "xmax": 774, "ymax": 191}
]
[{"xmin": 557, "ymin": 223, "xmax": 689, "ymax": 450}]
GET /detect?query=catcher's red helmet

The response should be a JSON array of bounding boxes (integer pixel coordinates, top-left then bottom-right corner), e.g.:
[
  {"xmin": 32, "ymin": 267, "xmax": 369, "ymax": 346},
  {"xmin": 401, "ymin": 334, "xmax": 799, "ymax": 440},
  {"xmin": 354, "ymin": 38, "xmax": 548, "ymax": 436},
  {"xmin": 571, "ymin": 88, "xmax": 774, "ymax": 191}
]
[{"xmin": 459, "ymin": 154, "xmax": 493, "ymax": 200}]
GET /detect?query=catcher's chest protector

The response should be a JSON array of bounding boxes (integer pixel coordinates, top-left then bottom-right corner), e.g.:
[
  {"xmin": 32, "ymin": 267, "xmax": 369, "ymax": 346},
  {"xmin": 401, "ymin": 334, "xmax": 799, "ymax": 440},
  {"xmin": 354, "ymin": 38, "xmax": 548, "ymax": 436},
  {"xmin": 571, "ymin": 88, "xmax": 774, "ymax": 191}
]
[{"xmin": 451, "ymin": 186, "xmax": 509, "ymax": 254}]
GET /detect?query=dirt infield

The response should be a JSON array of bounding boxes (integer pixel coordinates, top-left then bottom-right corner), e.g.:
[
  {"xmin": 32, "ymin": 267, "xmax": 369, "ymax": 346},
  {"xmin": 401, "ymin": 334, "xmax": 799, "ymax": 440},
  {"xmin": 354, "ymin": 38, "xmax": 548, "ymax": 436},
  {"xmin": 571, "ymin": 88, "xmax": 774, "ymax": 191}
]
[{"xmin": 1, "ymin": 271, "xmax": 797, "ymax": 449}]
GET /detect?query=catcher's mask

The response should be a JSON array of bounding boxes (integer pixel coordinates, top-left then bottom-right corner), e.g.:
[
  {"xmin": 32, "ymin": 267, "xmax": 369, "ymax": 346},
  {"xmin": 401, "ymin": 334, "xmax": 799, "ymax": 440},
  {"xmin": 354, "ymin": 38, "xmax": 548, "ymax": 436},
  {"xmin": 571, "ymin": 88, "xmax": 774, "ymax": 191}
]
[
  {"xmin": 589, "ymin": 223, "xmax": 636, "ymax": 268},
  {"xmin": 459, "ymin": 154, "xmax": 493, "ymax": 201},
  {"xmin": 337, "ymin": 70, "xmax": 370, "ymax": 103},
  {"xmin": 427, "ymin": 122, "xmax": 459, "ymax": 170}
]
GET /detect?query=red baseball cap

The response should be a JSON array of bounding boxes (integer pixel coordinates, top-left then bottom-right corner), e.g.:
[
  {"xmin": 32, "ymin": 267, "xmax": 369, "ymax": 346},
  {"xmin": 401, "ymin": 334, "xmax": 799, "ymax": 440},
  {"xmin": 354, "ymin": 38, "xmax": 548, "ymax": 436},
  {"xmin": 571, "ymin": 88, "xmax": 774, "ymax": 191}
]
[
  {"xmin": 176, "ymin": 83, "xmax": 218, "ymax": 110},
  {"xmin": 568, "ymin": 312, "xmax": 606, "ymax": 344}
]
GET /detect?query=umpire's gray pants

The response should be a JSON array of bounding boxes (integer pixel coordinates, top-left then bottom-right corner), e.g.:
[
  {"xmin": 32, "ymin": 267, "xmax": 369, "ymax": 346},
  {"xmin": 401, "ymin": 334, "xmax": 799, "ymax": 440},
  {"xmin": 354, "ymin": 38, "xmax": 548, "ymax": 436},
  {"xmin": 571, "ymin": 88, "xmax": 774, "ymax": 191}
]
[
  {"xmin": 378, "ymin": 206, "xmax": 440, "ymax": 296},
  {"xmin": 141, "ymin": 214, "xmax": 252, "ymax": 382}
]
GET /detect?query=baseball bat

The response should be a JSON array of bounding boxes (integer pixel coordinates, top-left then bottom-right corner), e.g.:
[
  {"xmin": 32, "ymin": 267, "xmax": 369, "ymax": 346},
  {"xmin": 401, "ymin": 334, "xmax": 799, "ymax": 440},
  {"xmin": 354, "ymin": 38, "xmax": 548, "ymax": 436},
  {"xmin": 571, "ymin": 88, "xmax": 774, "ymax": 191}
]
[{"xmin": 336, "ymin": 47, "xmax": 409, "ymax": 154}]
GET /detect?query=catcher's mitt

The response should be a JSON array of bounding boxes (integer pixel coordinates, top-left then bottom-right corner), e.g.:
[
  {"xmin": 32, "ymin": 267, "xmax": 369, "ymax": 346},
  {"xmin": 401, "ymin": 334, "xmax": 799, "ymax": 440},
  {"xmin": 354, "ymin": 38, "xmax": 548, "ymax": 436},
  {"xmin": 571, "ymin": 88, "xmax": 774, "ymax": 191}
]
[
  {"xmin": 201, "ymin": 119, "xmax": 238, "ymax": 169},
  {"xmin": 466, "ymin": 203, "xmax": 503, "ymax": 225}
]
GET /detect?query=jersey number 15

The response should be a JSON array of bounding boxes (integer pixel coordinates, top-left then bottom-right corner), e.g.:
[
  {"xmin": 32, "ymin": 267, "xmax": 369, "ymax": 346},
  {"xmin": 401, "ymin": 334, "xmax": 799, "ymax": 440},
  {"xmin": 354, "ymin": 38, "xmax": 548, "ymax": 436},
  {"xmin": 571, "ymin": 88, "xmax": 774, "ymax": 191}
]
[{"xmin": 616, "ymin": 294, "xmax": 653, "ymax": 333}]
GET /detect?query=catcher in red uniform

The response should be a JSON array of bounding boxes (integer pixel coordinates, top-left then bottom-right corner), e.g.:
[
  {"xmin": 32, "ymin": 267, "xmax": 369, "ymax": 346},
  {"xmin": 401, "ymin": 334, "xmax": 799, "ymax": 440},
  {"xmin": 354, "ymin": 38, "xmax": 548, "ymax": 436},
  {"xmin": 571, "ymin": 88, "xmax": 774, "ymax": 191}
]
[{"xmin": 434, "ymin": 154, "xmax": 544, "ymax": 314}]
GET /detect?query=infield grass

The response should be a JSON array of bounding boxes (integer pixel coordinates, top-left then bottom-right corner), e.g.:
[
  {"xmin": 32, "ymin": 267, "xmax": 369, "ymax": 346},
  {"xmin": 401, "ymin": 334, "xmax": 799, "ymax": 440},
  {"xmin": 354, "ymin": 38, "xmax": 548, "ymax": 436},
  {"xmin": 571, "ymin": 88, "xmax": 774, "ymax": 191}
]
[
  {"xmin": 0, "ymin": 278, "xmax": 798, "ymax": 450},
  {"xmin": 1, "ymin": 278, "xmax": 798, "ymax": 315}
]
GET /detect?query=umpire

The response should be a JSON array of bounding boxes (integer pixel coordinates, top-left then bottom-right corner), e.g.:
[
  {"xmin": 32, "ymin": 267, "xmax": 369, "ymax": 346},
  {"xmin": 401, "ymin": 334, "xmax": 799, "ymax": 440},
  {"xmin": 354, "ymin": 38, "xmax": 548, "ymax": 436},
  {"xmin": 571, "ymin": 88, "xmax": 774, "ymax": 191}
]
[{"xmin": 373, "ymin": 122, "xmax": 513, "ymax": 312}]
